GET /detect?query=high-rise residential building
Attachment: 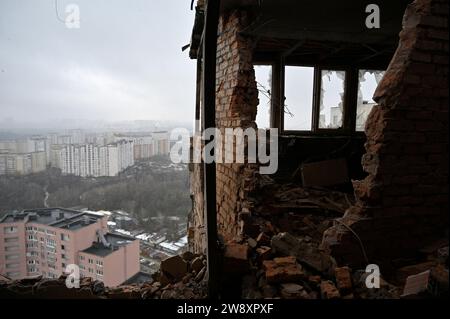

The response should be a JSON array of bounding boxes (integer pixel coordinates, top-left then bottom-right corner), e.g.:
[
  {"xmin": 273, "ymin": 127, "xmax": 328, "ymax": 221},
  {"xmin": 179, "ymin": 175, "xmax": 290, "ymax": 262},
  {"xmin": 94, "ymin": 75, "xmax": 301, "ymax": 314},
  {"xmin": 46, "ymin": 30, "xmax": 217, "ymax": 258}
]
[
  {"xmin": 0, "ymin": 208, "xmax": 140, "ymax": 287},
  {"xmin": 152, "ymin": 131, "xmax": 170, "ymax": 156},
  {"xmin": 132, "ymin": 136, "xmax": 154, "ymax": 160},
  {"xmin": 114, "ymin": 132, "xmax": 169, "ymax": 161},
  {"xmin": 0, "ymin": 137, "xmax": 49, "ymax": 175},
  {"xmin": 55, "ymin": 140, "xmax": 134, "ymax": 177},
  {"xmin": 57, "ymin": 135, "xmax": 72, "ymax": 145},
  {"xmin": 0, "ymin": 152, "xmax": 32, "ymax": 175},
  {"xmin": 30, "ymin": 152, "xmax": 46, "ymax": 173}
]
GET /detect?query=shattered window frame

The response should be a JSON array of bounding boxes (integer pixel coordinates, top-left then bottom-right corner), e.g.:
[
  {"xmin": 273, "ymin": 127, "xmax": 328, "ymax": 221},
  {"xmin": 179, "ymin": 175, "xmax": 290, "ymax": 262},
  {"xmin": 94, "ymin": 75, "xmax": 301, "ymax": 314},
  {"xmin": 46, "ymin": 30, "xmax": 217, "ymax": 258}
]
[
  {"xmin": 356, "ymin": 69, "xmax": 385, "ymax": 132},
  {"xmin": 254, "ymin": 63, "xmax": 274, "ymax": 130},
  {"xmin": 316, "ymin": 68, "xmax": 347, "ymax": 131}
]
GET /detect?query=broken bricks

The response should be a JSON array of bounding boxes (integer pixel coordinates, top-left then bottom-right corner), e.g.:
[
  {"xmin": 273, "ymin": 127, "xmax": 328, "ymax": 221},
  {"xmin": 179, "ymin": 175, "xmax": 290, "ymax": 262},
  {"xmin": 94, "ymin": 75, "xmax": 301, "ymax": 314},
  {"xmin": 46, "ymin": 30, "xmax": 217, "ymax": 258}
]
[
  {"xmin": 263, "ymin": 256, "xmax": 305, "ymax": 284},
  {"xmin": 271, "ymin": 232, "xmax": 335, "ymax": 274},
  {"xmin": 320, "ymin": 280, "xmax": 341, "ymax": 299},
  {"xmin": 334, "ymin": 266, "xmax": 353, "ymax": 295}
]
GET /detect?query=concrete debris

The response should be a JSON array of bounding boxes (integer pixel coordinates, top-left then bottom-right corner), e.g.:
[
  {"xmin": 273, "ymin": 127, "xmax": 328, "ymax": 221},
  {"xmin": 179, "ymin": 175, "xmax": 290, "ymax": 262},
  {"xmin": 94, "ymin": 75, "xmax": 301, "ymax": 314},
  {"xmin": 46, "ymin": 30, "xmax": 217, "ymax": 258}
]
[
  {"xmin": 160, "ymin": 255, "xmax": 188, "ymax": 282},
  {"xmin": 0, "ymin": 253, "xmax": 208, "ymax": 299},
  {"xmin": 223, "ymin": 243, "xmax": 249, "ymax": 274},
  {"xmin": 280, "ymin": 283, "xmax": 310, "ymax": 299},
  {"xmin": 271, "ymin": 232, "xmax": 335, "ymax": 274}
]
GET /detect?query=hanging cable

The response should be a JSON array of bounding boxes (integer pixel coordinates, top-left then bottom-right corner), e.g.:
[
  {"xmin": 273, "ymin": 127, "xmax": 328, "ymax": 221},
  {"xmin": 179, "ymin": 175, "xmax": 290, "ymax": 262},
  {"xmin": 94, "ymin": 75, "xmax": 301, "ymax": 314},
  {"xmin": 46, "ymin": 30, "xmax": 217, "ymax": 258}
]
[{"xmin": 334, "ymin": 218, "xmax": 369, "ymax": 265}]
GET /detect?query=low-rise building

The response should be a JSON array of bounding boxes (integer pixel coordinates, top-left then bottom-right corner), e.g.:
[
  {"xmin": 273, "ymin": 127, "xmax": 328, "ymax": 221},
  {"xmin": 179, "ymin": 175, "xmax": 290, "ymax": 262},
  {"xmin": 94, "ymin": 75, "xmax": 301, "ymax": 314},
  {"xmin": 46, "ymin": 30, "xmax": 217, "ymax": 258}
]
[{"xmin": 0, "ymin": 208, "xmax": 140, "ymax": 287}]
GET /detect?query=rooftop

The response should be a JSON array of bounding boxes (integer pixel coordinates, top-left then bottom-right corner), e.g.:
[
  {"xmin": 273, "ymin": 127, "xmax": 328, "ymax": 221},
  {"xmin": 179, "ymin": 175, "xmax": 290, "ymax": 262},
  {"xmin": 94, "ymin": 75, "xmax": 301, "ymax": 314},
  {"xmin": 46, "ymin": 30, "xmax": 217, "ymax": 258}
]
[
  {"xmin": 121, "ymin": 271, "xmax": 153, "ymax": 285},
  {"xmin": 0, "ymin": 208, "xmax": 104, "ymax": 230},
  {"xmin": 81, "ymin": 233, "xmax": 136, "ymax": 257}
]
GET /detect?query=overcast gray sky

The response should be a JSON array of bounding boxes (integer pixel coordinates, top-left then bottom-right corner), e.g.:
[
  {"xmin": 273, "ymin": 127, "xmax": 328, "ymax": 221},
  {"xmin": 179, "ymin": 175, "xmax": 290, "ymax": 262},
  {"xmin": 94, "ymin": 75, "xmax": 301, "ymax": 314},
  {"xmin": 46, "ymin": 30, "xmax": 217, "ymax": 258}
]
[{"xmin": 0, "ymin": 0, "xmax": 196, "ymax": 126}]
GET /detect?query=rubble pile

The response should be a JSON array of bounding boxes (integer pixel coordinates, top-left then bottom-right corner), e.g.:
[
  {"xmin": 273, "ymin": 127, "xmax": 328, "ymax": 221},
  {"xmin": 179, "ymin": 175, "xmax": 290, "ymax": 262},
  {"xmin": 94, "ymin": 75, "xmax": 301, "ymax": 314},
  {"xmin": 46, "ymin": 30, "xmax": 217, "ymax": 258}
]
[
  {"xmin": 0, "ymin": 251, "xmax": 208, "ymax": 299},
  {"xmin": 226, "ymin": 176, "xmax": 449, "ymax": 299}
]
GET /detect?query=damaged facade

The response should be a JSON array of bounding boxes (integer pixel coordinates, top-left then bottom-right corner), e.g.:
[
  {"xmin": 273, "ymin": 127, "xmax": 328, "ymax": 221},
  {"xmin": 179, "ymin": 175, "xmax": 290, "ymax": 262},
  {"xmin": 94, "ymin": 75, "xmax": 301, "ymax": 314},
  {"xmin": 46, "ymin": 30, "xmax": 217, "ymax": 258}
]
[{"xmin": 187, "ymin": 0, "xmax": 449, "ymax": 298}]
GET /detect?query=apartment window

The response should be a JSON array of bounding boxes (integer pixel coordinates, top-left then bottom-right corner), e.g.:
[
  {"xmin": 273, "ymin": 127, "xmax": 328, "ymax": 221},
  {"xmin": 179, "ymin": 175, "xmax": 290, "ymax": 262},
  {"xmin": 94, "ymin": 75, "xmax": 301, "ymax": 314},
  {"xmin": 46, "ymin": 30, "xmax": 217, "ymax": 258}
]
[
  {"xmin": 46, "ymin": 238, "xmax": 56, "ymax": 247},
  {"xmin": 61, "ymin": 253, "xmax": 66, "ymax": 260},
  {"xmin": 88, "ymin": 258, "xmax": 93, "ymax": 264},
  {"xmin": 6, "ymin": 272, "xmax": 20, "ymax": 278},
  {"xmin": 6, "ymin": 263, "xmax": 19, "ymax": 269},
  {"xmin": 279, "ymin": 65, "xmax": 385, "ymax": 134},
  {"xmin": 96, "ymin": 260, "xmax": 103, "ymax": 267},
  {"xmin": 4, "ymin": 226, "xmax": 17, "ymax": 234},
  {"xmin": 255, "ymin": 65, "xmax": 272, "ymax": 130},
  {"xmin": 4, "ymin": 237, "xmax": 19, "ymax": 243},
  {"xmin": 89, "ymin": 268, "xmax": 93, "ymax": 273},
  {"xmin": 356, "ymin": 70, "xmax": 385, "ymax": 131},
  {"xmin": 284, "ymin": 66, "xmax": 314, "ymax": 131},
  {"xmin": 62, "ymin": 263, "xmax": 66, "ymax": 268},
  {"xmin": 61, "ymin": 244, "xmax": 65, "ymax": 250},
  {"xmin": 47, "ymin": 255, "xmax": 56, "ymax": 263},
  {"xmin": 79, "ymin": 264, "xmax": 85, "ymax": 270},
  {"xmin": 96, "ymin": 269, "xmax": 103, "ymax": 276},
  {"xmin": 28, "ymin": 266, "xmax": 38, "ymax": 273},
  {"xmin": 60, "ymin": 233, "xmax": 70, "ymax": 241},
  {"xmin": 319, "ymin": 70, "xmax": 346, "ymax": 129},
  {"xmin": 5, "ymin": 245, "xmax": 19, "ymax": 252},
  {"xmin": 6, "ymin": 254, "xmax": 19, "ymax": 260},
  {"xmin": 79, "ymin": 255, "xmax": 85, "ymax": 261}
]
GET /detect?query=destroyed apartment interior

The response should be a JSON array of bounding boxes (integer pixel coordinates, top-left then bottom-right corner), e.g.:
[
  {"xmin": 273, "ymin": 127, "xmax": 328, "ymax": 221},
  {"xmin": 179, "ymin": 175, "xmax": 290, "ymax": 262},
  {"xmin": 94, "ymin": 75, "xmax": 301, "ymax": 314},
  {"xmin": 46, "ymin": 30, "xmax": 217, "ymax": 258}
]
[{"xmin": 0, "ymin": 0, "xmax": 448, "ymax": 300}]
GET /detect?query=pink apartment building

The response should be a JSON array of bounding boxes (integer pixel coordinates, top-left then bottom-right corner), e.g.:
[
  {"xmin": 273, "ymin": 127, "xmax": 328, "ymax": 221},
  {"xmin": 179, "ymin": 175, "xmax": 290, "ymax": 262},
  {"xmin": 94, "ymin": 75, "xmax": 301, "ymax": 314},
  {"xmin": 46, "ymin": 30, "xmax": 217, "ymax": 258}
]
[{"xmin": 0, "ymin": 208, "xmax": 140, "ymax": 287}]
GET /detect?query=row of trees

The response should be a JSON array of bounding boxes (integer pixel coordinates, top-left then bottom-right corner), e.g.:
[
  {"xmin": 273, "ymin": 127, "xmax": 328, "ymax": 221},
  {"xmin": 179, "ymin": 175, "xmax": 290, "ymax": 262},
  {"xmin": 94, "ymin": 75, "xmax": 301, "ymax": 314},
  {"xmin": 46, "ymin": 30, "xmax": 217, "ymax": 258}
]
[{"xmin": 0, "ymin": 160, "xmax": 191, "ymax": 219}]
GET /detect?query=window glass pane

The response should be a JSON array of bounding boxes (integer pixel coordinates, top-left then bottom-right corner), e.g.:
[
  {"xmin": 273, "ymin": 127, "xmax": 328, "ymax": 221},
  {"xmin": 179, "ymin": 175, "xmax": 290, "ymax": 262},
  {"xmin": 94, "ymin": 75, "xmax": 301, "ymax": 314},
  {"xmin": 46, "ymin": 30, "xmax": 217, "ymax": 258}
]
[
  {"xmin": 255, "ymin": 65, "xmax": 272, "ymax": 129},
  {"xmin": 357, "ymin": 70, "xmax": 385, "ymax": 131},
  {"xmin": 284, "ymin": 66, "xmax": 314, "ymax": 131},
  {"xmin": 319, "ymin": 70, "xmax": 346, "ymax": 129}
]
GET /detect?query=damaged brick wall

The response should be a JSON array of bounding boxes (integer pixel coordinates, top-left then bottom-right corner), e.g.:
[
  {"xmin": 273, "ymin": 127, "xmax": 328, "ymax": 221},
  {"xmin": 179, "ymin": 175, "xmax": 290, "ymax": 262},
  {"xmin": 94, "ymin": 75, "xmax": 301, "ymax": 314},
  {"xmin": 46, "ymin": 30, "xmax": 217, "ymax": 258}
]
[
  {"xmin": 188, "ymin": 137, "xmax": 206, "ymax": 254},
  {"xmin": 322, "ymin": 0, "xmax": 449, "ymax": 268},
  {"xmin": 215, "ymin": 10, "xmax": 259, "ymax": 241},
  {"xmin": 188, "ymin": 10, "xmax": 260, "ymax": 251}
]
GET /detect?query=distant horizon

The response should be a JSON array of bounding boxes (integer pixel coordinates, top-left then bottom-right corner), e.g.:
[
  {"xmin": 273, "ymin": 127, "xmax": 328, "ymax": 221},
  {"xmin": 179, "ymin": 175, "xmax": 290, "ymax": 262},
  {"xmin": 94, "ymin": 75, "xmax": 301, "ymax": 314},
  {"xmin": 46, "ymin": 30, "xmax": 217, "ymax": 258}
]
[{"xmin": 0, "ymin": 117, "xmax": 194, "ymax": 133}]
